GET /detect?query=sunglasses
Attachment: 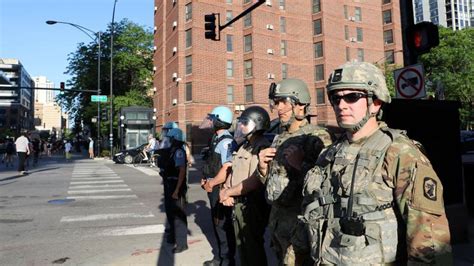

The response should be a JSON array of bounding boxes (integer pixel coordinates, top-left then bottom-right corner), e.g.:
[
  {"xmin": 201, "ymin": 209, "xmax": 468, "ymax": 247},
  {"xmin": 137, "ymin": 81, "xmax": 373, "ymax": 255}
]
[{"xmin": 329, "ymin": 92, "xmax": 368, "ymax": 105}]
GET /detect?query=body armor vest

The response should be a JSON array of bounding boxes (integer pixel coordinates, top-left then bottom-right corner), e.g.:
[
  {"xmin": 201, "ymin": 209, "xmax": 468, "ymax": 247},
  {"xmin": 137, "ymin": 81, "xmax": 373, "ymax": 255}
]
[
  {"xmin": 304, "ymin": 127, "xmax": 404, "ymax": 265},
  {"xmin": 202, "ymin": 133, "xmax": 233, "ymax": 178},
  {"xmin": 161, "ymin": 146, "xmax": 185, "ymax": 178}
]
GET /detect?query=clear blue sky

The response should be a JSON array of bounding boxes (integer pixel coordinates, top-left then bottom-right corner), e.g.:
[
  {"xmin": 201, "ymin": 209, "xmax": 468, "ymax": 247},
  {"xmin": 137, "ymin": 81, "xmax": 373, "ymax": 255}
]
[{"xmin": 0, "ymin": 0, "xmax": 153, "ymax": 88}]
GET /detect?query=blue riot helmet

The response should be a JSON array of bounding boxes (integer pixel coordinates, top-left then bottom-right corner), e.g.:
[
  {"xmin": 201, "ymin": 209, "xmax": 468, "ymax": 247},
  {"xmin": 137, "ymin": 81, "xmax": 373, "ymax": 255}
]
[
  {"xmin": 199, "ymin": 106, "xmax": 233, "ymax": 130},
  {"xmin": 167, "ymin": 128, "xmax": 185, "ymax": 143}
]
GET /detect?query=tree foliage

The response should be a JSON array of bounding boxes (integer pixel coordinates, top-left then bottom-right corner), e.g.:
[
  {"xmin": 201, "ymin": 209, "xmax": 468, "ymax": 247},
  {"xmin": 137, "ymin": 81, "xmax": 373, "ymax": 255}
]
[
  {"xmin": 419, "ymin": 27, "xmax": 474, "ymax": 129},
  {"xmin": 56, "ymin": 19, "xmax": 154, "ymax": 136}
]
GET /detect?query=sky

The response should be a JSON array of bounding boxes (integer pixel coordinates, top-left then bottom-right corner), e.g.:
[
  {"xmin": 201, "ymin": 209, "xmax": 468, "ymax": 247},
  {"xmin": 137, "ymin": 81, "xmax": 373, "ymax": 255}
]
[{"xmin": 0, "ymin": 0, "xmax": 153, "ymax": 88}]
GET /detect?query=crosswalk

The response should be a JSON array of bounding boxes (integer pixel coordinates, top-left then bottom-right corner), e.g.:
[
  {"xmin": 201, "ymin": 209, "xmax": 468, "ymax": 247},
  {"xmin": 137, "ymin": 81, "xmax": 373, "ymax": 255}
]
[{"xmin": 61, "ymin": 161, "xmax": 165, "ymax": 237}]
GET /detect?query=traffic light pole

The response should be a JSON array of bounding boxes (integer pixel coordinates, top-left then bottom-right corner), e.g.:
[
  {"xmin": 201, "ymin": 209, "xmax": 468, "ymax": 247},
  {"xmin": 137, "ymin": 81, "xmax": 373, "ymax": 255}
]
[
  {"xmin": 400, "ymin": 0, "xmax": 417, "ymax": 66},
  {"xmin": 219, "ymin": 0, "xmax": 265, "ymax": 31}
]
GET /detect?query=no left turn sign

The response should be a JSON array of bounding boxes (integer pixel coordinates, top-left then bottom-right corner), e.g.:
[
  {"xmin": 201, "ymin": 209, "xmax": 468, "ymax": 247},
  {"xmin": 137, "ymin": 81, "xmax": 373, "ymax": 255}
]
[{"xmin": 394, "ymin": 64, "xmax": 426, "ymax": 99}]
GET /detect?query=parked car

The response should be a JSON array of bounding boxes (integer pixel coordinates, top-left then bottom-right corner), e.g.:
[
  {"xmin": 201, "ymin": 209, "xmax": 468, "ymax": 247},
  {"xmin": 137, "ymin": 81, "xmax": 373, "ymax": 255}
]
[
  {"xmin": 113, "ymin": 144, "xmax": 147, "ymax": 164},
  {"xmin": 461, "ymin": 130, "xmax": 474, "ymax": 154}
]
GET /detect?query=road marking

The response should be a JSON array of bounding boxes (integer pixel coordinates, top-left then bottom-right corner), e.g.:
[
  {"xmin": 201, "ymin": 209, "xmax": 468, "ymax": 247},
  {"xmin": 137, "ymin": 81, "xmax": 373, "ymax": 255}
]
[
  {"xmin": 98, "ymin": 224, "xmax": 165, "ymax": 236},
  {"xmin": 71, "ymin": 177, "xmax": 120, "ymax": 180},
  {"xmin": 70, "ymin": 180, "xmax": 124, "ymax": 184},
  {"xmin": 68, "ymin": 188, "xmax": 132, "ymax": 194},
  {"xmin": 60, "ymin": 212, "xmax": 155, "ymax": 222},
  {"xmin": 67, "ymin": 195, "xmax": 137, "ymax": 200},
  {"xmin": 124, "ymin": 164, "xmax": 160, "ymax": 176},
  {"xmin": 69, "ymin": 184, "xmax": 128, "ymax": 189}
]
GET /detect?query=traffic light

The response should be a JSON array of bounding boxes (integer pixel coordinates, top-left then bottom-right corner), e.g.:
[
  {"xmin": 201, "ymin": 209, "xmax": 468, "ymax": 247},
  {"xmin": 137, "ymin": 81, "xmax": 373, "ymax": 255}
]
[
  {"xmin": 204, "ymin": 13, "xmax": 219, "ymax": 41},
  {"xmin": 60, "ymin": 82, "xmax": 65, "ymax": 91},
  {"xmin": 407, "ymin": 21, "xmax": 439, "ymax": 55},
  {"xmin": 101, "ymin": 108, "xmax": 108, "ymax": 121}
]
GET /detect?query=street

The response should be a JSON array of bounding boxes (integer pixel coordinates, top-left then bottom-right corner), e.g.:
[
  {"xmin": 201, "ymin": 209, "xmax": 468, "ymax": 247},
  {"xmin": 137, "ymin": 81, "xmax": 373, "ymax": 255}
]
[{"xmin": 0, "ymin": 152, "xmax": 216, "ymax": 265}]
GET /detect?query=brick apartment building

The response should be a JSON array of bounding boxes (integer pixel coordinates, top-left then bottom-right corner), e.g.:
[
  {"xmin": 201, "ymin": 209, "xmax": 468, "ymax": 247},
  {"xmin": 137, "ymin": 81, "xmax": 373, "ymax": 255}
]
[{"xmin": 153, "ymin": 0, "xmax": 404, "ymax": 151}]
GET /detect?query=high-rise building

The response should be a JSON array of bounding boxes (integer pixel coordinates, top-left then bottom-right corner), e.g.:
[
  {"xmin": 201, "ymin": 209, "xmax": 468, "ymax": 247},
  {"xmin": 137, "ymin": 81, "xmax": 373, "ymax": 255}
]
[
  {"xmin": 153, "ymin": 0, "xmax": 403, "ymax": 150},
  {"xmin": 33, "ymin": 76, "xmax": 55, "ymax": 103},
  {"xmin": 0, "ymin": 58, "xmax": 35, "ymax": 135},
  {"xmin": 446, "ymin": 0, "xmax": 473, "ymax": 29},
  {"xmin": 413, "ymin": 0, "xmax": 448, "ymax": 26},
  {"xmin": 414, "ymin": 0, "xmax": 473, "ymax": 29}
]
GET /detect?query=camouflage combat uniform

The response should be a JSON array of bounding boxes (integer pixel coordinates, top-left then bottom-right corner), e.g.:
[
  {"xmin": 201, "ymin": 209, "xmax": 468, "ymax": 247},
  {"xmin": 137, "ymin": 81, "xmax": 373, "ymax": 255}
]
[
  {"xmin": 301, "ymin": 122, "xmax": 452, "ymax": 265},
  {"xmin": 258, "ymin": 119, "xmax": 332, "ymax": 265}
]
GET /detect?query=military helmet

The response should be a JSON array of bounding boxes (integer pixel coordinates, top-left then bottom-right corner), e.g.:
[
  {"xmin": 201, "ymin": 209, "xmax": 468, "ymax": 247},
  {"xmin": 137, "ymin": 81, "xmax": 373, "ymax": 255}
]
[
  {"xmin": 326, "ymin": 62, "xmax": 391, "ymax": 103},
  {"xmin": 239, "ymin": 106, "xmax": 270, "ymax": 133},
  {"xmin": 269, "ymin": 78, "xmax": 311, "ymax": 105},
  {"xmin": 166, "ymin": 128, "xmax": 185, "ymax": 142}
]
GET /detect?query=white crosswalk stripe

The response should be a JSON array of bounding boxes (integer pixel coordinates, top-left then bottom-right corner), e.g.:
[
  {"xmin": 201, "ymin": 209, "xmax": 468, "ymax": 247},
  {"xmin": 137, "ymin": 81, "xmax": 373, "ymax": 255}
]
[
  {"xmin": 61, "ymin": 212, "xmax": 155, "ymax": 222},
  {"xmin": 69, "ymin": 184, "xmax": 128, "ymax": 189},
  {"xmin": 71, "ymin": 180, "xmax": 124, "ymax": 184}
]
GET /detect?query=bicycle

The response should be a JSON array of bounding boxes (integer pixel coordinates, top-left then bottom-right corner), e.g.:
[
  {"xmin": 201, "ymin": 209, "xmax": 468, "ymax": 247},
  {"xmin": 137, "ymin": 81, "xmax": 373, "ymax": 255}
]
[{"xmin": 132, "ymin": 151, "xmax": 159, "ymax": 168}]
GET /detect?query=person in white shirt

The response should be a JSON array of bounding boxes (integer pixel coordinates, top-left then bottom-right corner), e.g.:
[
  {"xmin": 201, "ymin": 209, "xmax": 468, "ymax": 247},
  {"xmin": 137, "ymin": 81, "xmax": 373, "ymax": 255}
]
[
  {"xmin": 65, "ymin": 141, "xmax": 72, "ymax": 161},
  {"xmin": 15, "ymin": 131, "xmax": 30, "ymax": 175},
  {"xmin": 142, "ymin": 134, "xmax": 158, "ymax": 161}
]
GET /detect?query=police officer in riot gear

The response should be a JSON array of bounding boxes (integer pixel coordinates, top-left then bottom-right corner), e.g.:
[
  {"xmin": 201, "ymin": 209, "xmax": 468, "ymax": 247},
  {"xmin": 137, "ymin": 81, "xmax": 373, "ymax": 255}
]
[
  {"xmin": 256, "ymin": 79, "xmax": 333, "ymax": 265},
  {"xmin": 161, "ymin": 127, "xmax": 188, "ymax": 253},
  {"xmin": 219, "ymin": 106, "xmax": 272, "ymax": 266},
  {"xmin": 200, "ymin": 106, "xmax": 236, "ymax": 266},
  {"xmin": 300, "ymin": 62, "xmax": 452, "ymax": 265}
]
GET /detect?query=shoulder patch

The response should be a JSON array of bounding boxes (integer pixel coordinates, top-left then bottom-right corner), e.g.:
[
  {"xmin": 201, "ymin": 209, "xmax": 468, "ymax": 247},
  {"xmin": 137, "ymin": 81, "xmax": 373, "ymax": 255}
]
[
  {"xmin": 175, "ymin": 149, "xmax": 185, "ymax": 159},
  {"xmin": 423, "ymin": 177, "xmax": 437, "ymax": 201},
  {"xmin": 410, "ymin": 162, "xmax": 444, "ymax": 216}
]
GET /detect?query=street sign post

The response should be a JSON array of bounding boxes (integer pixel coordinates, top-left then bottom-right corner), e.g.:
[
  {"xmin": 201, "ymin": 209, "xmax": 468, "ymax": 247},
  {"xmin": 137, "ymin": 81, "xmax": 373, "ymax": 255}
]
[
  {"xmin": 394, "ymin": 64, "xmax": 426, "ymax": 99},
  {"xmin": 91, "ymin": 95, "xmax": 108, "ymax": 102}
]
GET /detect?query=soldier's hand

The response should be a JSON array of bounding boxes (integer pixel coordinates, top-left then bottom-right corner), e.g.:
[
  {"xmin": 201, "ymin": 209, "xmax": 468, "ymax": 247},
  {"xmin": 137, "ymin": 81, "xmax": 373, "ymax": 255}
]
[
  {"xmin": 219, "ymin": 188, "xmax": 229, "ymax": 203},
  {"xmin": 258, "ymin": 147, "xmax": 276, "ymax": 175},
  {"xmin": 222, "ymin": 197, "xmax": 234, "ymax": 207},
  {"xmin": 283, "ymin": 144, "xmax": 304, "ymax": 171}
]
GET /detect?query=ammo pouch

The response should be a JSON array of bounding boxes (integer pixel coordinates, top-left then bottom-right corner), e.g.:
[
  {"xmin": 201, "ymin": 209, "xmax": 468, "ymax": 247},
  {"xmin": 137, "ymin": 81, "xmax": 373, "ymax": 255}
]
[{"xmin": 339, "ymin": 215, "xmax": 366, "ymax": 236}]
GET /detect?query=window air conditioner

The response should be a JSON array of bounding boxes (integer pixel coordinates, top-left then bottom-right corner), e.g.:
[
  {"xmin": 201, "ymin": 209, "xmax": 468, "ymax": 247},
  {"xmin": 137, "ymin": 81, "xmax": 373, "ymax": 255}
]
[
  {"xmin": 172, "ymin": 47, "xmax": 178, "ymax": 53},
  {"xmin": 267, "ymin": 48, "xmax": 274, "ymax": 54},
  {"xmin": 349, "ymin": 16, "xmax": 356, "ymax": 21},
  {"xmin": 266, "ymin": 0, "xmax": 272, "ymax": 6},
  {"xmin": 267, "ymin": 73, "xmax": 275, "ymax": 79},
  {"xmin": 172, "ymin": 72, "xmax": 178, "ymax": 80},
  {"xmin": 350, "ymin": 37, "xmax": 357, "ymax": 42},
  {"xmin": 172, "ymin": 99, "xmax": 178, "ymax": 105},
  {"xmin": 266, "ymin": 24, "xmax": 274, "ymax": 30}
]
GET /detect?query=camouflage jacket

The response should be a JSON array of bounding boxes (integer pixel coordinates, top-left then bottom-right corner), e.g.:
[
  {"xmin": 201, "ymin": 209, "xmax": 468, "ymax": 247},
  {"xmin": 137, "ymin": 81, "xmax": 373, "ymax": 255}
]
[{"xmin": 300, "ymin": 123, "xmax": 452, "ymax": 265}]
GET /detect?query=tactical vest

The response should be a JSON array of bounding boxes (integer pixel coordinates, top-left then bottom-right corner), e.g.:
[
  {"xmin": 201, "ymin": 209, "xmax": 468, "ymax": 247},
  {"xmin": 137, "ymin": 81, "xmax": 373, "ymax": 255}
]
[
  {"xmin": 303, "ymin": 127, "xmax": 404, "ymax": 265},
  {"xmin": 266, "ymin": 122, "xmax": 326, "ymax": 207},
  {"xmin": 231, "ymin": 137, "xmax": 270, "ymax": 187},
  {"xmin": 161, "ymin": 146, "xmax": 186, "ymax": 178},
  {"xmin": 202, "ymin": 133, "xmax": 233, "ymax": 178}
]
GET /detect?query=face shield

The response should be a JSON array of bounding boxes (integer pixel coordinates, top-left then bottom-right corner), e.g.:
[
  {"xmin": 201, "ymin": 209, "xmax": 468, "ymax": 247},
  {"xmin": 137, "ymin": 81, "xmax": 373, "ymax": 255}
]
[
  {"xmin": 158, "ymin": 137, "xmax": 171, "ymax": 149},
  {"xmin": 233, "ymin": 117, "xmax": 257, "ymax": 144},
  {"xmin": 199, "ymin": 114, "xmax": 216, "ymax": 129}
]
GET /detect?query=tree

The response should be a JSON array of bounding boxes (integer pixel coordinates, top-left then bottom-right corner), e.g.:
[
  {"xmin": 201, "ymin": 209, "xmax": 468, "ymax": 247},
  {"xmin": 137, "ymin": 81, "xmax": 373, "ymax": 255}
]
[
  {"xmin": 56, "ymin": 19, "xmax": 154, "ymax": 137},
  {"xmin": 418, "ymin": 27, "xmax": 474, "ymax": 129}
]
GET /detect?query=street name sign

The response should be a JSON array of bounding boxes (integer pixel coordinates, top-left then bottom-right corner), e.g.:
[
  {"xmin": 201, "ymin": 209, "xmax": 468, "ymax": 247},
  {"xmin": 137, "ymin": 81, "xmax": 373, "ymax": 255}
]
[{"xmin": 91, "ymin": 95, "xmax": 108, "ymax": 102}]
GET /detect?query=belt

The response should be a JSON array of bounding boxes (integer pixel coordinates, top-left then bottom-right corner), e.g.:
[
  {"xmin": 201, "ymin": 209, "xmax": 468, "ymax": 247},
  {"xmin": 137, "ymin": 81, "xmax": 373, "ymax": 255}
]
[
  {"xmin": 234, "ymin": 196, "xmax": 248, "ymax": 204},
  {"xmin": 167, "ymin": 176, "xmax": 178, "ymax": 180}
]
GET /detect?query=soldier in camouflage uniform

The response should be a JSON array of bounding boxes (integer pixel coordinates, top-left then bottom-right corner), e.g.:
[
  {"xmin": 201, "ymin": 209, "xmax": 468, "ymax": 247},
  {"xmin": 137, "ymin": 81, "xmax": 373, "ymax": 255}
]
[
  {"xmin": 300, "ymin": 62, "xmax": 452, "ymax": 265},
  {"xmin": 256, "ymin": 79, "xmax": 332, "ymax": 265}
]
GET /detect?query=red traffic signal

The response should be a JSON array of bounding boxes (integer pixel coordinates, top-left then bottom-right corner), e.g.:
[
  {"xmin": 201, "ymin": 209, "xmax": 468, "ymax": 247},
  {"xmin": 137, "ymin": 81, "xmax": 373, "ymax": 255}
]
[
  {"xmin": 60, "ymin": 82, "xmax": 65, "ymax": 91},
  {"xmin": 204, "ymin": 13, "xmax": 219, "ymax": 41},
  {"xmin": 407, "ymin": 22, "xmax": 439, "ymax": 55}
]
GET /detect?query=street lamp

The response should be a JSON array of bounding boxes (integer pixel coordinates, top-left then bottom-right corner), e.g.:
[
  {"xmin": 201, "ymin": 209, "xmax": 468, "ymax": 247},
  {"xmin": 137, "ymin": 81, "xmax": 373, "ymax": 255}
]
[
  {"xmin": 46, "ymin": 20, "xmax": 102, "ymax": 156},
  {"xmin": 109, "ymin": 0, "xmax": 118, "ymax": 159}
]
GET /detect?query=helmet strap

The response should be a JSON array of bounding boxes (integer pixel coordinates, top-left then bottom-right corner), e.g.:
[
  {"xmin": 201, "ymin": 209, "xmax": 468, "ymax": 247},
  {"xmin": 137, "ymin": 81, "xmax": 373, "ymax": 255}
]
[{"xmin": 338, "ymin": 97, "xmax": 374, "ymax": 133}]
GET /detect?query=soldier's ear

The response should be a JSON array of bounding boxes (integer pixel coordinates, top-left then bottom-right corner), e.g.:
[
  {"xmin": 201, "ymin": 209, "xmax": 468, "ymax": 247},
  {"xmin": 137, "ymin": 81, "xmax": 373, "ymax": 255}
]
[{"xmin": 369, "ymin": 98, "xmax": 383, "ymax": 115}]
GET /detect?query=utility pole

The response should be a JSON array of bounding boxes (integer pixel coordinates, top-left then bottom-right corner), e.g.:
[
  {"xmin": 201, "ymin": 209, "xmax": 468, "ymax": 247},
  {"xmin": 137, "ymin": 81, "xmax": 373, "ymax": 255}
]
[{"xmin": 399, "ymin": 0, "xmax": 416, "ymax": 66}]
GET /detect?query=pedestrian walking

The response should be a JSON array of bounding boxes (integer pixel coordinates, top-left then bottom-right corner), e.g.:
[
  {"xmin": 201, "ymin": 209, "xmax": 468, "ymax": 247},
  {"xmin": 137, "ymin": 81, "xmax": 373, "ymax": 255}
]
[
  {"xmin": 160, "ymin": 128, "xmax": 189, "ymax": 253},
  {"xmin": 65, "ymin": 140, "xmax": 72, "ymax": 161},
  {"xmin": 300, "ymin": 62, "xmax": 452, "ymax": 265},
  {"xmin": 219, "ymin": 106, "xmax": 272, "ymax": 266},
  {"xmin": 15, "ymin": 131, "xmax": 30, "ymax": 175},
  {"xmin": 4, "ymin": 138, "xmax": 15, "ymax": 168},
  {"xmin": 88, "ymin": 137, "xmax": 94, "ymax": 159},
  {"xmin": 200, "ymin": 106, "xmax": 236, "ymax": 266}
]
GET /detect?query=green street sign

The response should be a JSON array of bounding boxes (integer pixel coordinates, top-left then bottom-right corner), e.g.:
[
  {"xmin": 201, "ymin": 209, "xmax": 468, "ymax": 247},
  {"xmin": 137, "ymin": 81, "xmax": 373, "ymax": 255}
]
[{"xmin": 91, "ymin": 95, "xmax": 108, "ymax": 102}]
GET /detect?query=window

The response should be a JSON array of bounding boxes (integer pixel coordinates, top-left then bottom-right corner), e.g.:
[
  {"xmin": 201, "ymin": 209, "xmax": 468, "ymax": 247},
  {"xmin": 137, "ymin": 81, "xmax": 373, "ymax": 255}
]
[
  {"xmin": 313, "ymin": 0, "xmax": 321, "ymax": 13},
  {"xmin": 383, "ymin": 0, "xmax": 391, "ymax": 4},
  {"xmin": 226, "ymin": 0, "xmax": 232, "ymax": 3},
  {"xmin": 344, "ymin": 25, "xmax": 349, "ymax": 40},
  {"xmin": 314, "ymin": 64, "xmax": 324, "ymax": 81},
  {"xmin": 282, "ymin": 63, "xmax": 288, "ymax": 79},
  {"xmin": 244, "ymin": 13, "xmax": 252, "ymax": 27},
  {"xmin": 356, "ymin": 27, "xmax": 363, "ymax": 42},
  {"xmin": 316, "ymin": 88, "xmax": 325, "ymax": 104},
  {"xmin": 346, "ymin": 47, "xmax": 350, "ymax": 61},
  {"xmin": 355, "ymin": 7, "xmax": 362, "ymax": 21},
  {"xmin": 227, "ymin": 34, "xmax": 233, "ymax": 52},
  {"xmin": 279, "ymin": 0, "xmax": 285, "ymax": 10},
  {"xmin": 244, "ymin": 60, "xmax": 253, "ymax": 78},
  {"xmin": 227, "ymin": 85, "xmax": 234, "ymax": 103},
  {"xmin": 226, "ymin": 11, "xmax": 233, "ymax": 23},
  {"xmin": 357, "ymin": 48, "xmax": 364, "ymax": 62},
  {"xmin": 245, "ymin": 85, "xmax": 254, "ymax": 102},
  {"xmin": 185, "ymin": 55, "xmax": 192, "ymax": 74},
  {"xmin": 280, "ymin": 40, "xmax": 287, "ymax": 56},
  {"xmin": 227, "ymin": 60, "xmax": 234, "ymax": 77},
  {"xmin": 314, "ymin": 41, "xmax": 323, "ymax": 58},
  {"xmin": 280, "ymin": 17, "xmax": 286, "ymax": 33},
  {"xmin": 244, "ymin": 35, "xmax": 252, "ymax": 52},
  {"xmin": 185, "ymin": 3, "xmax": 192, "ymax": 21},
  {"xmin": 383, "ymin": 30, "xmax": 393, "ymax": 44},
  {"xmin": 244, "ymin": 0, "xmax": 251, "ymax": 3},
  {"xmin": 185, "ymin": 29, "xmax": 192, "ymax": 48},
  {"xmin": 186, "ymin": 123, "xmax": 192, "ymax": 142},
  {"xmin": 383, "ymin": 10, "xmax": 392, "ymax": 24},
  {"xmin": 313, "ymin": 19, "xmax": 322, "ymax": 35},
  {"xmin": 185, "ymin": 82, "xmax": 192, "ymax": 101},
  {"xmin": 384, "ymin": 50, "xmax": 395, "ymax": 64},
  {"xmin": 344, "ymin": 5, "xmax": 348, "ymax": 19}
]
